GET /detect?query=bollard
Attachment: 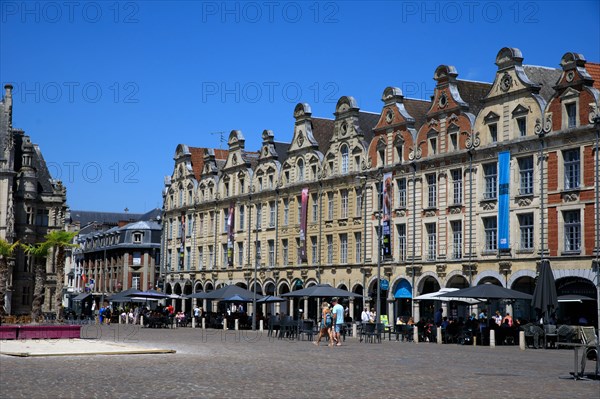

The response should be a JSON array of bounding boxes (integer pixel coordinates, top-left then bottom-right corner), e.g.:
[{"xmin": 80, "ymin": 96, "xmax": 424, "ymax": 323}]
[
  {"xmin": 119, "ymin": 314, "xmax": 122, "ymax": 325},
  {"xmin": 490, "ymin": 329, "xmax": 495, "ymax": 348},
  {"xmin": 413, "ymin": 327, "xmax": 419, "ymax": 343},
  {"xmin": 519, "ymin": 331, "xmax": 525, "ymax": 350},
  {"xmin": 235, "ymin": 319, "xmax": 239, "ymax": 331},
  {"xmin": 259, "ymin": 319, "xmax": 263, "ymax": 332},
  {"xmin": 223, "ymin": 319, "xmax": 227, "ymax": 330},
  {"xmin": 140, "ymin": 315, "xmax": 144, "ymax": 328},
  {"xmin": 126, "ymin": 314, "xmax": 129, "ymax": 324},
  {"xmin": 202, "ymin": 317, "xmax": 206, "ymax": 330},
  {"xmin": 473, "ymin": 336, "xmax": 477, "ymax": 346},
  {"xmin": 437, "ymin": 328, "xmax": 442, "ymax": 344},
  {"xmin": 192, "ymin": 318, "xmax": 196, "ymax": 329},
  {"xmin": 352, "ymin": 324, "xmax": 357, "ymax": 339}
]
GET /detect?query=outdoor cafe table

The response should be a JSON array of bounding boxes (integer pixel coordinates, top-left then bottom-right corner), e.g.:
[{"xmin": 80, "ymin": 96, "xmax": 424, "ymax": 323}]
[{"xmin": 557, "ymin": 342, "xmax": 598, "ymax": 380}]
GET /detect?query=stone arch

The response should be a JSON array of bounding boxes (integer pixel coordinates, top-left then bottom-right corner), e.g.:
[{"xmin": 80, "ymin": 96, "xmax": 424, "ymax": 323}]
[
  {"xmin": 193, "ymin": 281, "xmax": 203, "ymax": 293},
  {"xmin": 553, "ymin": 268, "xmax": 597, "ymax": 283},
  {"xmin": 277, "ymin": 280, "xmax": 291, "ymax": 295},
  {"xmin": 507, "ymin": 269, "xmax": 536, "ymax": 288},
  {"xmin": 263, "ymin": 279, "xmax": 276, "ymax": 295},
  {"xmin": 390, "ymin": 275, "xmax": 412, "ymax": 299},
  {"xmin": 415, "ymin": 271, "xmax": 440, "ymax": 295},
  {"xmin": 337, "ymin": 283, "xmax": 348, "ymax": 291},
  {"xmin": 204, "ymin": 281, "xmax": 214, "ymax": 292},
  {"xmin": 304, "ymin": 278, "xmax": 318, "ymax": 287},
  {"xmin": 473, "ymin": 270, "xmax": 506, "ymax": 287}
]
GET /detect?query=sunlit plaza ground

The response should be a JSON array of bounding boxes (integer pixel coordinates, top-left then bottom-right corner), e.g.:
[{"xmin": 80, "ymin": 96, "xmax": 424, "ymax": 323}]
[{"xmin": 1, "ymin": 325, "xmax": 598, "ymax": 399}]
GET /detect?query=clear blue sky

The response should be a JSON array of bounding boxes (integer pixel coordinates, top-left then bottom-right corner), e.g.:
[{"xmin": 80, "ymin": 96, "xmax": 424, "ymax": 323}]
[{"xmin": 1, "ymin": 1, "xmax": 599, "ymax": 213}]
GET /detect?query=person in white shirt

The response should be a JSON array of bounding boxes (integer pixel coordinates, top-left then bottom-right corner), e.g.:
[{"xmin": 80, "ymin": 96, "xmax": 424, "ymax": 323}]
[{"xmin": 361, "ymin": 307, "xmax": 370, "ymax": 323}]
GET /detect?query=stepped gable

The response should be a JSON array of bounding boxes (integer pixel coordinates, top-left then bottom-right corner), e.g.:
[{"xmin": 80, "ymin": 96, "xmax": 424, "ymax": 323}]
[{"xmin": 523, "ymin": 65, "xmax": 562, "ymax": 102}]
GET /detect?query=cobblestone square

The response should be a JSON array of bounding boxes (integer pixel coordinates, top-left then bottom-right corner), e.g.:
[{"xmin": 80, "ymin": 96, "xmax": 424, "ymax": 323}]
[{"xmin": 1, "ymin": 325, "xmax": 598, "ymax": 398}]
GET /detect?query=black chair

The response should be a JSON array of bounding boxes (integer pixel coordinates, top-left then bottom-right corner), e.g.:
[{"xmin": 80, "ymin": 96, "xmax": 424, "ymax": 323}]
[
  {"xmin": 389, "ymin": 324, "xmax": 403, "ymax": 341},
  {"xmin": 360, "ymin": 322, "xmax": 375, "ymax": 343},
  {"xmin": 298, "ymin": 320, "xmax": 314, "ymax": 341}
]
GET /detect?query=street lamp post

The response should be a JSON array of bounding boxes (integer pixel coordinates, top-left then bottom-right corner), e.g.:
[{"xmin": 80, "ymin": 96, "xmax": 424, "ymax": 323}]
[
  {"xmin": 464, "ymin": 131, "xmax": 480, "ymax": 286},
  {"xmin": 376, "ymin": 168, "xmax": 384, "ymax": 326},
  {"xmin": 355, "ymin": 175, "xmax": 368, "ymax": 311},
  {"xmin": 593, "ymin": 114, "xmax": 600, "ymax": 377}
]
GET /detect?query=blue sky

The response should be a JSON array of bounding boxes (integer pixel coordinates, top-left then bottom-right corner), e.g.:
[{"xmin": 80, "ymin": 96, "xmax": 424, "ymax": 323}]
[{"xmin": 1, "ymin": 1, "xmax": 599, "ymax": 213}]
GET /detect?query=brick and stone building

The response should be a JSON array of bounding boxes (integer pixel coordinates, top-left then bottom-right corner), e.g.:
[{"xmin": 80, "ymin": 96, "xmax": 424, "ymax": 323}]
[{"xmin": 162, "ymin": 49, "xmax": 600, "ymax": 326}]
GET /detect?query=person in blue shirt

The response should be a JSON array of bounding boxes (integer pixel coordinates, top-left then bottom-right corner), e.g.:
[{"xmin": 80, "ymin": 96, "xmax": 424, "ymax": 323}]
[{"xmin": 331, "ymin": 297, "xmax": 345, "ymax": 346}]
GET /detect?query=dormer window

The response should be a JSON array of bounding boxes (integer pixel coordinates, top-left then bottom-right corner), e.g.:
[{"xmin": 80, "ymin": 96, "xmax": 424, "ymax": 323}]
[
  {"xmin": 489, "ymin": 123, "xmax": 498, "ymax": 143},
  {"xmin": 133, "ymin": 232, "xmax": 142, "ymax": 243},
  {"xmin": 297, "ymin": 159, "xmax": 305, "ymax": 181},
  {"xmin": 517, "ymin": 117, "xmax": 526, "ymax": 137},
  {"xmin": 239, "ymin": 178, "xmax": 245, "ymax": 194},
  {"xmin": 258, "ymin": 177, "xmax": 263, "ymax": 190},
  {"xmin": 378, "ymin": 149, "xmax": 385, "ymax": 167},
  {"xmin": 224, "ymin": 182, "xmax": 229, "ymax": 197},
  {"xmin": 428, "ymin": 137, "xmax": 437, "ymax": 155},
  {"xmin": 565, "ymin": 102, "xmax": 576, "ymax": 128},
  {"xmin": 268, "ymin": 174, "xmax": 274, "ymax": 188},
  {"xmin": 340, "ymin": 145, "xmax": 349, "ymax": 174},
  {"xmin": 449, "ymin": 132, "xmax": 458, "ymax": 151}
]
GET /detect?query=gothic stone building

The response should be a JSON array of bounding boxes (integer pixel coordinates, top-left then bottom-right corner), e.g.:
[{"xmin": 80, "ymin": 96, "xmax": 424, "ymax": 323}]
[
  {"xmin": 1, "ymin": 84, "xmax": 67, "ymax": 315},
  {"xmin": 162, "ymin": 49, "xmax": 600, "ymax": 325}
]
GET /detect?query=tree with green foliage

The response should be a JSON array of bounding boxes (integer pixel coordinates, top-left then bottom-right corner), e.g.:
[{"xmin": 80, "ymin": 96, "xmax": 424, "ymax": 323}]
[
  {"xmin": 42, "ymin": 231, "xmax": 77, "ymax": 321},
  {"xmin": 22, "ymin": 242, "xmax": 50, "ymax": 322},
  {"xmin": 0, "ymin": 239, "xmax": 19, "ymax": 316}
]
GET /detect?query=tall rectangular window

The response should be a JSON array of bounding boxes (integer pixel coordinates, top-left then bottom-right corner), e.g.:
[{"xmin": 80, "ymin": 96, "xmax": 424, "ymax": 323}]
[
  {"xmin": 397, "ymin": 224, "xmax": 406, "ymax": 261},
  {"xmin": 237, "ymin": 242, "xmax": 244, "ymax": 266},
  {"xmin": 519, "ymin": 157, "xmax": 534, "ymax": 195},
  {"xmin": 449, "ymin": 131, "xmax": 458, "ymax": 151},
  {"xmin": 426, "ymin": 223, "xmax": 436, "ymax": 261},
  {"xmin": 208, "ymin": 246, "xmax": 214, "ymax": 268},
  {"xmin": 282, "ymin": 239, "xmax": 289, "ymax": 265},
  {"xmin": 268, "ymin": 240, "xmax": 275, "ymax": 267},
  {"xmin": 186, "ymin": 247, "xmax": 191, "ymax": 270},
  {"xmin": 489, "ymin": 123, "xmax": 498, "ymax": 143},
  {"xmin": 452, "ymin": 169, "xmax": 462, "ymax": 204},
  {"xmin": 429, "ymin": 137, "xmax": 437, "ymax": 155},
  {"xmin": 341, "ymin": 190, "xmax": 348, "ymax": 219},
  {"xmin": 566, "ymin": 103, "xmax": 577, "ymax": 128},
  {"xmin": 355, "ymin": 189, "xmax": 363, "ymax": 217},
  {"xmin": 297, "ymin": 197, "xmax": 302, "ymax": 224},
  {"xmin": 209, "ymin": 212, "xmax": 215, "ymax": 233},
  {"xmin": 269, "ymin": 201, "xmax": 276, "ymax": 227},
  {"xmin": 564, "ymin": 149, "xmax": 580, "ymax": 190},
  {"xmin": 328, "ymin": 193, "xmax": 334, "ymax": 220},
  {"xmin": 326, "ymin": 235, "xmax": 333, "ymax": 264},
  {"xmin": 256, "ymin": 204, "xmax": 262, "ymax": 229},
  {"xmin": 296, "ymin": 238, "xmax": 302, "ymax": 264},
  {"xmin": 255, "ymin": 241, "xmax": 262, "ymax": 263},
  {"xmin": 223, "ymin": 209, "xmax": 228, "ymax": 233},
  {"xmin": 311, "ymin": 237, "xmax": 318, "ymax": 264},
  {"xmin": 312, "ymin": 194, "xmax": 319, "ymax": 223},
  {"xmin": 517, "ymin": 117, "xmax": 527, "ymax": 137},
  {"xmin": 198, "ymin": 247, "xmax": 204, "ymax": 269},
  {"xmin": 222, "ymin": 244, "xmax": 228, "ymax": 267},
  {"xmin": 451, "ymin": 220, "xmax": 462, "ymax": 260},
  {"xmin": 564, "ymin": 210, "xmax": 581, "ymax": 252},
  {"xmin": 484, "ymin": 163, "xmax": 498, "ymax": 199},
  {"xmin": 239, "ymin": 205, "xmax": 245, "ymax": 230},
  {"xmin": 427, "ymin": 174, "xmax": 437, "ymax": 208},
  {"xmin": 397, "ymin": 178, "xmax": 406, "ymax": 208},
  {"xmin": 340, "ymin": 234, "xmax": 348, "ymax": 264},
  {"xmin": 132, "ymin": 275, "xmax": 140, "ymax": 291},
  {"xmin": 199, "ymin": 214, "xmax": 204, "ymax": 236},
  {"xmin": 167, "ymin": 249, "xmax": 172, "ymax": 270},
  {"xmin": 168, "ymin": 218, "xmax": 173, "ymax": 239},
  {"xmin": 283, "ymin": 199, "xmax": 289, "ymax": 226},
  {"xmin": 518, "ymin": 213, "xmax": 534, "ymax": 250},
  {"xmin": 483, "ymin": 217, "xmax": 497, "ymax": 251},
  {"xmin": 355, "ymin": 232, "xmax": 362, "ymax": 263}
]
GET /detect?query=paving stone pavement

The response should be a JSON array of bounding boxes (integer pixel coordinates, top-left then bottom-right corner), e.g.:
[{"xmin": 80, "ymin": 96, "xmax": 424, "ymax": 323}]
[{"xmin": 1, "ymin": 325, "xmax": 598, "ymax": 399}]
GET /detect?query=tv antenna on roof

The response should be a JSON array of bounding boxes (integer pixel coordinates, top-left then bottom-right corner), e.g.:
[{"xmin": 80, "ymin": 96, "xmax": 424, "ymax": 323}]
[{"xmin": 210, "ymin": 131, "xmax": 226, "ymax": 149}]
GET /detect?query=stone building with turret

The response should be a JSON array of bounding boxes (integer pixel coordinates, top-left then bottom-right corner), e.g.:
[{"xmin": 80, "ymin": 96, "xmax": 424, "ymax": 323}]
[{"xmin": 0, "ymin": 84, "xmax": 67, "ymax": 315}]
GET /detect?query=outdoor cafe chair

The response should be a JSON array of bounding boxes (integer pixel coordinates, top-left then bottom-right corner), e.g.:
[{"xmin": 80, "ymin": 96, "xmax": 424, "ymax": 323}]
[
  {"xmin": 298, "ymin": 320, "xmax": 314, "ymax": 341},
  {"xmin": 389, "ymin": 324, "xmax": 403, "ymax": 341},
  {"xmin": 544, "ymin": 324, "xmax": 558, "ymax": 349}
]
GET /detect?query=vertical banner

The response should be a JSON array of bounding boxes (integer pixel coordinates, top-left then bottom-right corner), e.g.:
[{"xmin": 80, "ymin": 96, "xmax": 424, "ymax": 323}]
[
  {"xmin": 227, "ymin": 203, "xmax": 234, "ymax": 266},
  {"xmin": 382, "ymin": 172, "xmax": 392, "ymax": 257},
  {"xmin": 498, "ymin": 151, "xmax": 510, "ymax": 250},
  {"xmin": 299, "ymin": 187, "xmax": 309, "ymax": 262},
  {"xmin": 180, "ymin": 214, "xmax": 185, "ymax": 267}
]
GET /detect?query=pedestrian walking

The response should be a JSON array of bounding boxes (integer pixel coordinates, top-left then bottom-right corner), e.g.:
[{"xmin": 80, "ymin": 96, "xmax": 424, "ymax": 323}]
[
  {"xmin": 331, "ymin": 297, "xmax": 344, "ymax": 346},
  {"xmin": 313, "ymin": 302, "xmax": 334, "ymax": 346}
]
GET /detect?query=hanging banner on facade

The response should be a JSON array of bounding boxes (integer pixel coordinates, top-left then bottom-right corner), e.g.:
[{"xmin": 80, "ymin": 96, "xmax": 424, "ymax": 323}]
[
  {"xmin": 227, "ymin": 203, "xmax": 234, "ymax": 266},
  {"xmin": 299, "ymin": 187, "xmax": 309, "ymax": 262},
  {"xmin": 180, "ymin": 214, "xmax": 185, "ymax": 267},
  {"xmin": 382, "ymin": 172, "xmax": 392, "ymax": 257},
  {"xmin": 498, "ymin": 151, "xmax": 510, "ymax": 250}
]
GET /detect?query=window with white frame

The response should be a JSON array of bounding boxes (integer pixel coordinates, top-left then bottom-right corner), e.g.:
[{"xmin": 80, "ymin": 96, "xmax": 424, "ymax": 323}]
[
  {"xmin": 517, "ymin": 117, "xmax": 527, "ymax": 137},
  {"xmin": 297, "ymin": 197, "xmax": 302, "ymax": 224},
  {"xmin": 133, "ymin": 232, "xmax": 142, "ymax": 243},
  {"xmin": 311, "ymin": 237, "xmax": 318, "ymax": 264},
  {"xmin": 341, "ymin": 145, "xmax": 349, "ymax": 174},
  {"xmin": 518, "ymin": 213, "xmax": 534, "ymax": 250},
  {"xmin": 565, "ymin": 102, "xmax": 577, "ymax": 128},
  {"xmin": 355, "ymin": 188, "xmax": 363, "ymax": 217},
  {"xmin": 167, "ymin": 249, "xmax": 172, "ymax": 270},
  {"xmin": 237, "ymin": 242, "xmax": 244, "ymax": 266},
  {"xmin": 427, "ymin": 174, "xmax": 437, "ymax": 208},
  {"xmin": 268, "ymin": 174, "xmax": 274, "ymax": 188},
  {"xmin": 282, "ymin": 239, "xmax": 289, "ymax": 265},
  {"xmin": 449, "ymin": 131, "xmax": 458, "ymax": 151},
  {"xmin": 426, "ymin": 223, "xmax": 436, "ymax": 261},
  {"xmin": 451, "ymin": 220, "xmax": 462, "ymax": 259},
  {"xmin": 312, "ymin": 194, "xmax": 318, "ymax": 223},
  {"xmin": 283, "ymin": 199, "xmax": 289, "ymax": 226},
  {"xmin": 341, "ymin": 190, "xmax": 348, "ymax": 219},
  {"xmin": 564, "ymin": 149, "xmax": 580, "ymax": 190},
  {"xmin": 452, "ymin": 169, "xmax": 462, "ymax": 204},
  {"xmin": 222, "ymin": 244, "xmax": 227, "ymax": 267},
  {"xmin": 186, "ymin": 247, "xmax": 191, "ymax": 270},
  {"xmin": 355, "ymin": 232, "xmax": 362, "ymax": 263},
  {"xmin": 396, "ymin": 143, "xmax": 403, "ymax": 163},
  {"xmin": 239, "ymin": 205, "xmax": 245, "ymax": 230},
  {"xmin": 132, "ymin": 274, "xmax": 140, "ymax": 290},
  {"xmin": 327, "ymin": 193, "xmax": 334, "ymax": 220},
  {"xmin": 483, "ymin": 217, "xmax": 497, "ymax": 251},
  {"xmin": 397, "ymin": 224, "xmax": 406, "ymax": 261},
  {"xmin": 268, "ymin": 240, "xmax": 275, "ymax": 267},
  {"xmin": 269, "ymin": 201, "xmax": 275, "ymax": 227},
  {"xmin": 223, "ymin": 209, "xmax": 228, "ymax": 233},
  {"xmin": 255, "ymin": 241, "xmax": 262, "ymax": 263},
  {"xmin": 340, "ymin": 234, "xmax": 348, "ymax": 264},
  {"xmin": 518, "ymin": 157, "xmax": 534, "ymax": 195},
  {"xmin": 397, "ymin": 178, "xmax": 406, "ymax": 208},
  {"xmin": 484, "ymin": 163, "xmax": 497, "ymax": 199},
  {"xmin": 326, "ymin": 235, "xmax": 333, "ymax": 264},
  {"xmin": 564, "ymin": 210, "xmax": 581, "ymax": 252}
]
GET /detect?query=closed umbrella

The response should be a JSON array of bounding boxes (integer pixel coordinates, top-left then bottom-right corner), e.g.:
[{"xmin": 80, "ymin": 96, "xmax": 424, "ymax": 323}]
[{"xmin": 531, "ymin": 261, "xmax": 558, "ymax": 323}]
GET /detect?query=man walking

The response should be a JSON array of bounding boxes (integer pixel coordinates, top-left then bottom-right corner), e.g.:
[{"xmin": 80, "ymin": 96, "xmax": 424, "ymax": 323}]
[{"xmin": 331, "ymin": 298, "xmax": 344, "ymax": 346}]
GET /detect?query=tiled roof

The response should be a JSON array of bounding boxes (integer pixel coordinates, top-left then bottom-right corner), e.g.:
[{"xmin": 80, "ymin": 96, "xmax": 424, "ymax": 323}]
[
  {"xmin": 311, "ymin": 118, "xmax": 335, "ymax": 154},
  {"xmin": 273, "ymin": 141, "xmax": 291, "ymax": 163},
  {"xmin": 586, "ymin": 62, "xmax": 600, "ymax": 90},
  {"xmin": 523, "ymin": 66, "xmax": 562, "ymax": 102},
  {"xmin": 404, "ymin": 98, "xmax": 432, "ymax": 131},
  {"xmin": 189, "ymin": 147, "xmax": 229, "ymax": 180},
  {"xmin": 456, "ymin": 80, "xmax": 493, "ymax": 117},
  {"xmin": 69, "ymin": 210, "xmax": 142, "ymax": 227},
  {"xmin": 358, "ymin": 111, "xmax": 380, "ymax": 144}
]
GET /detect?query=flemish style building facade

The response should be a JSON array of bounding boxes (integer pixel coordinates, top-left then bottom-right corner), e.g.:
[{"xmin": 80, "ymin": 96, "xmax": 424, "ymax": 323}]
[{"xmin": 162, "ymin": 49, "xmax": 600, "ymax": 325}]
